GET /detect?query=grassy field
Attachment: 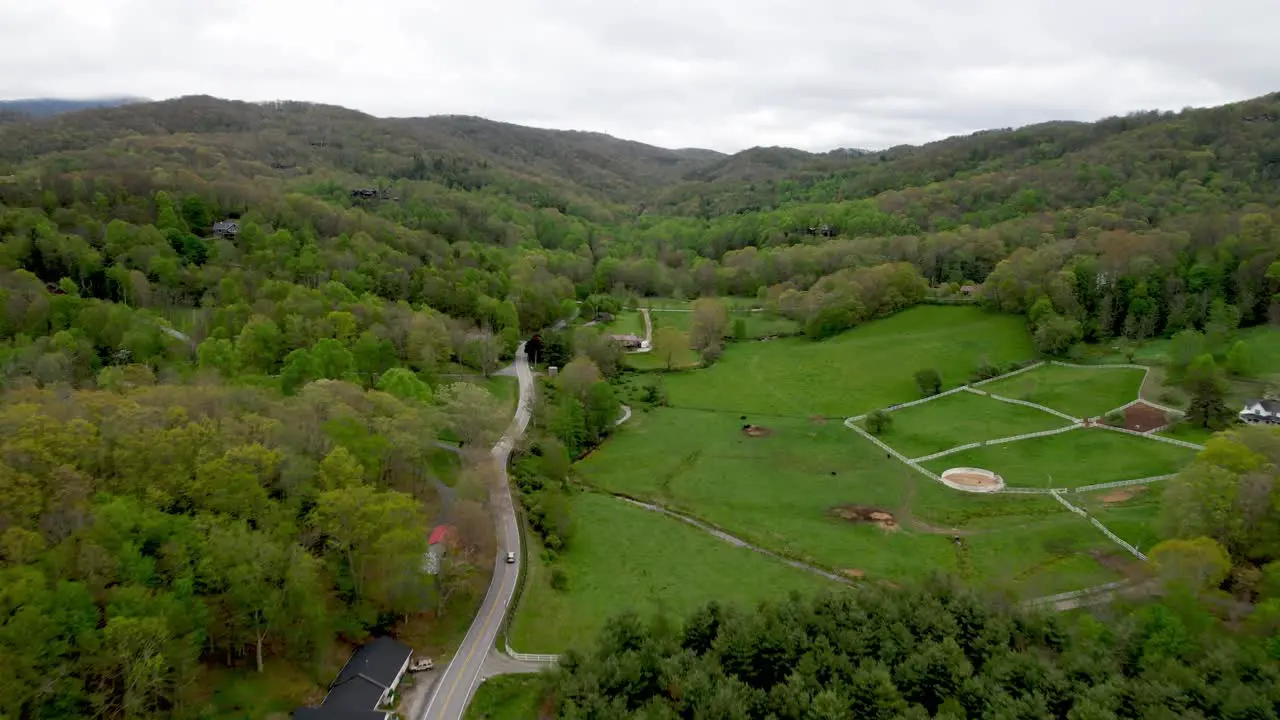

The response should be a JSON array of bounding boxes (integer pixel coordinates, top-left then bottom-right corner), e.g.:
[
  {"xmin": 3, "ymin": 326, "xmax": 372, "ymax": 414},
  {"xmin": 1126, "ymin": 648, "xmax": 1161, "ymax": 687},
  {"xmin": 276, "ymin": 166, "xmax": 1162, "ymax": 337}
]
[
  {"xmin": 1237, "ymin": 325, "xmax": 1280, "ymax": 376},
  {"xmin": 661, "ymin": 306, "xmax": 1035, "ymax": 418},
  {"xmin": 465, "ymin": 675, "xmax": 548, "ymax": 720},
  {"xmin": 577, "ymin": 408, "xmax": 957, "ymax": 576},
  {"xmin": 601, "ymin": 310, "xmax": 646, "ymax": 337},
  {"xmin": 921, "ymin": 428, "xmax": 1197, "ymax": 489},
  {"xmin": 508, "ymin": 491, "xmax": 834, "ymax": 653},
  {"xmin": 574, "ymin": 405, "xmax": 1141, "ymax": 594},
  {"xmin": 979, "ymin": 363, "xmax": 1145, "ymax": 418},
  {"xmin": 879, "ymin": 391, "xmax": 1073, "ymax": 458},
  {"xmin": 647, "ymin": 308, "xmax": 802, "ymax": 340}
]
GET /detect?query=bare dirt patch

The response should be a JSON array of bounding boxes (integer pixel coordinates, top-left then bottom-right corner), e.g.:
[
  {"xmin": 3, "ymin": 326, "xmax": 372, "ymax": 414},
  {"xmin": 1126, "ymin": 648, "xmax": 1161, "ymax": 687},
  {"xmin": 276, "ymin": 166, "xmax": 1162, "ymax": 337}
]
[
  {"xmin": 741, "ymin": 424, "xmax": 773, "ymax": 438},
  {"xmin": 842, "ymin": 568, "xmax": 865, "ymax": 578},
  {"xmin": 1123, "ymin": 401, "xmax": 1169, "ymax": 432},
  {"xmin": 830, "ymin": 505, "xmax": 900, "ymax": 531},
  {"xmin": 1088, "ymin": 549, "xmax": 1151, "ymax": 580},
  {"xmin": 810, "ymin": 415, "xmax": 828, "ymax": 425},
  {"xmin": 1098, "ymin": 485, "xmax": 1147, "ymax": 504}
]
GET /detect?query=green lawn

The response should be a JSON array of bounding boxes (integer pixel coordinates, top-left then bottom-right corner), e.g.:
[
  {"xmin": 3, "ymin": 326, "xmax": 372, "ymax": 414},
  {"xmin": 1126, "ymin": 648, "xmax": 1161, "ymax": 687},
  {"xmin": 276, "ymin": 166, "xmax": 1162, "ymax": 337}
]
[
  {"xmin": 661, "ymin": 306, "xmax": 1035, "ymax": 418},
  {"xmin": 1238, "ymin": 325, "xmax": 1280, "ymax": 376},
  {"xmin": 879, "ymin": 391, "xmax": 1072, "ymax": 458},
  {"xmin": 508, "ymin": 492, "xmax": 834, "ymax": 653},
  {"xmin": 482, "ymin": 375, "xmax": 518, "ymax": 414},
  {"xmin": 647, "ymin": 308, "xmax": 800, "ymax": 340},
  {"xmin": 979, "ymin": 363, "xmax": 1145, "ymax": 419},
  {"xmin": 647, "ymin": 309, "xmax": 690, "ymax": 332},
  {"xmin": 465, "ymin": 675, "xmax": 548, "ymax": 720},
  {"xmin": 625, "ymin": 346, "xmax": 702, "ymax": 371},
  {"xmin": 921, "ymin": 429, "xmax": 1197, "ymax": 489},
  {"xmin": 736, "ymin": 312, "xmax": 802, "ymax": 339},
  {"xmin": 602, "ymin": 310, "xmax": 646, "ymax": 337}
]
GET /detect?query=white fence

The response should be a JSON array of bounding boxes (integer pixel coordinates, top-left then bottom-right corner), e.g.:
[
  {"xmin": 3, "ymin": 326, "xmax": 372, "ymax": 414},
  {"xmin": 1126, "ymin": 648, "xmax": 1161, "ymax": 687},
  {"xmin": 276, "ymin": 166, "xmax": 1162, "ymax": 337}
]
[
  {"xmin": 1024, "ymin": 580, "xmax": 1131, "ymax": 607},
  {"xmin": 1096, "ymin": 423, "xmax": 1204, "ymax": 450},
  {"xmin": 845, "ymin": 421, "xmax": 939, "ymax": 481},
  {"xmin": 882, "ymin": 385, "xmax": 970, "ymax": 414},
  {"xmin": 966, "ymin": 387, "xmax": 1081, "ymax": 422},
  {"xmin": 1050, "ymin": 360, "xmax": 1147, "ymax": 371},
  {"xmin": 971, "ymin": 361, "xmax": 1045, "ymax": 387},
  {"xmin": 505, "ymin": 647, "xmax": 560, "ymax": 664},
  {"xmin": 910, "ymin": 424, "xmax": 1081, "ymax": 463},
  {"xmin": 1071, "ymin": 474, "xmax": 1177, "ymax": 493},
  {"xmin": 1052, "ymin": 491, "xmax": 1148, "ymax": 561}
]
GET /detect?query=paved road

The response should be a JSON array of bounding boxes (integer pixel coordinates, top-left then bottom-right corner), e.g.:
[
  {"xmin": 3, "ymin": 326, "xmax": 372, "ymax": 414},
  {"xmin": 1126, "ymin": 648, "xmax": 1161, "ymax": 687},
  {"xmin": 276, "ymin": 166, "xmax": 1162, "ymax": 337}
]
[{"xmin": 419, "ymin": 343, "xmax": 534, "ymax": 720}]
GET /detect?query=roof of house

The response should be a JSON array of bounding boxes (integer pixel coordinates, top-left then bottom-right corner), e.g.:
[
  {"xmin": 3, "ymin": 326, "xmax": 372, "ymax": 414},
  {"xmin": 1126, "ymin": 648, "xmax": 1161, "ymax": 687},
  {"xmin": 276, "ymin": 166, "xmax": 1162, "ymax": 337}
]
[
  {"xmin": 428, "ymin": 525, "xmax": 456, "ymax": 545},
  {"xmin": 293, "ymin": 708, "xmax": 388, "ymax": 720},
  {"xmin": 1242, "ymin": 398, "xmax": 1280, "ymax": 414},
  {"xmin": 323, "ymin": 677, "xmax": 386, "ymax": 710},
  {"xmin": 333, "ymin": 636, "xmax": 412, "ymax": 689}
]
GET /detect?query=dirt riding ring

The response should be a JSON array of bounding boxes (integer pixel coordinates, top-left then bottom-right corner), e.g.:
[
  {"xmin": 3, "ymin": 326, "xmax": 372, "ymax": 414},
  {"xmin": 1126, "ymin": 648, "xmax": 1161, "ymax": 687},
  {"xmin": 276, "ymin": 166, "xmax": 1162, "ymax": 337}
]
[{"xmin": 940, "ymin": 467, "xmax": 1005, "ymax": 493}]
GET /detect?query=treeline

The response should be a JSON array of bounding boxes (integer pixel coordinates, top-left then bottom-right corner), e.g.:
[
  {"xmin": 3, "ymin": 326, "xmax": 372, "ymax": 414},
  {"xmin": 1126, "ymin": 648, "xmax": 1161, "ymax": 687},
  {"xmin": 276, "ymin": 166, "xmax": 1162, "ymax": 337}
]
[
  {"xmin": 0, "ymin": 379, "xmax": 498, "ymax": 719},
  {"xmin": 1160, "ymin": 425, "xmax": 1280, "ymax": 604},
  {"xmin": 545, "ymin": 580, "xmax": 1280, "ymax": 719}
]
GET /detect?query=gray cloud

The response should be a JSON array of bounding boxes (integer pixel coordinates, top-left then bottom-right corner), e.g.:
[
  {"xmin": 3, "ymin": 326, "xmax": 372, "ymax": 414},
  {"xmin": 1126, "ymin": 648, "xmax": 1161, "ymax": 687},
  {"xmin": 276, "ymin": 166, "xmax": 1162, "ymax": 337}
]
[{"xmin": 2, "ymin": 0, "xmax": 1277, "ymax": 152}]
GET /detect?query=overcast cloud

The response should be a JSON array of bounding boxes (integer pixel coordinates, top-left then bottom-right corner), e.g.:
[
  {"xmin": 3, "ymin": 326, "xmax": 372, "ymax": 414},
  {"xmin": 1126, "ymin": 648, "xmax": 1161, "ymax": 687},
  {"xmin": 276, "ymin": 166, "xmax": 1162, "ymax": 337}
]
[{"xmin": 2, "ymin": 0, "xmax": 1278, "ymax": 152}]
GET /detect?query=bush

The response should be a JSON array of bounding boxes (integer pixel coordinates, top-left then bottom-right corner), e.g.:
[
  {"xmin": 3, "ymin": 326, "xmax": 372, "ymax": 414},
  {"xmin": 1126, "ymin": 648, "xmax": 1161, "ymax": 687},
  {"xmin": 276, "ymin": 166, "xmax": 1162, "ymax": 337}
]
[
  {"xmin": 913, "ymin": 368, "xmax": 942, "ymax": 396},
  {"xmin": 550, "ymin": 568, "xmax": 570, "ymax": 591},
  {"xmin": 865, "ymin": 409, "xmax": 893, "ymax": 435},
  {"xmin": 1103, "ymin": 410, "xmax": 1125, "ymax": 427}
]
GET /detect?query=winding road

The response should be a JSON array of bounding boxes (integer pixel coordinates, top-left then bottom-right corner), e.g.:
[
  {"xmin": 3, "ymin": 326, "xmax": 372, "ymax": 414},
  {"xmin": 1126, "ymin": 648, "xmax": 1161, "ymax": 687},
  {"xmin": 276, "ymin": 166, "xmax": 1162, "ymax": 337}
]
[{"xmin": 419, "ymin": 343, "xmax": 535, "ymax": 720}]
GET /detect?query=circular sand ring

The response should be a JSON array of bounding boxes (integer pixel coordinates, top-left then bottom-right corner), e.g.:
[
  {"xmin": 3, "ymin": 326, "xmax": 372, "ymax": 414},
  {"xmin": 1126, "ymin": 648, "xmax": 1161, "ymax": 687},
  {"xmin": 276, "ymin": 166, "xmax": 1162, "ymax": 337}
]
[{"xmin": 940, "ymin": 467, "xmax": 1005, "ymax": 493}]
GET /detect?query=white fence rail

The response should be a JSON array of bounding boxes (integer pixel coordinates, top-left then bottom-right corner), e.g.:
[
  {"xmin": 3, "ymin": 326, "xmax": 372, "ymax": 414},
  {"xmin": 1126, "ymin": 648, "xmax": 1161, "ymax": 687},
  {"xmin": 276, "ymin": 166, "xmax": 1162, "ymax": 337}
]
[
  {"xmin": 966, "ymin": 386, "xmax": 1081, "ymax": 422},
  {"xmin": 971, "ymin": 361, "xmax": 1045, "ymax": 387},
  {"xmin": 910, "ymin": 424, "xmax": 1080, "ymax": 463},
  {"xmin": 1052, "ymin": 491, "xmax": 1148, "ymax": 561},
  {"xmin": 1071, "ymin": 474, "xmax": 1178, "ymax": 493},
  {"xmin": 506, "ymin": 649, "xmax": 560, "ymax": 664},
  {"xmin": 1096, "ymin": 423, "xmax": 1204, "ymax": 450},
  {"xmin": 882, "ymin": 385, "xmax": 970, "ymax": 413},
  {"xmin": 1050, "ymin": 360, "xmax": 1148, "ymax": 371},
  {"xmin": 1025, "ymin": 580, "xmax": 1131, "ymax": 607}
]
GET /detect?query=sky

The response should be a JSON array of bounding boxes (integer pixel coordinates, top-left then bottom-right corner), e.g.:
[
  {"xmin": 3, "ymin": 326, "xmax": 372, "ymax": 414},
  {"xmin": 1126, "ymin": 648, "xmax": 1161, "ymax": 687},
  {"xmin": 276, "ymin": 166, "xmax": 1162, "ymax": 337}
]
[{"xmin": 2, "ymin": 0, "xmax": 1278, "ymax": 153}]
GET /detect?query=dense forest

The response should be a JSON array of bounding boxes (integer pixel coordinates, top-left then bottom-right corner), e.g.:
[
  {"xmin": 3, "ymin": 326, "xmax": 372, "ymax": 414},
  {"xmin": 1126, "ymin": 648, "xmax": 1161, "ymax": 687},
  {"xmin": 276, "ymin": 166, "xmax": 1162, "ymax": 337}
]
[
  {"xmin": 1, "ymin": 92, "xmax": 1280, "ymax": 717},
  {"xmin": 545, "ymin": 581, "xmax": 1280, "ymax": 719}
]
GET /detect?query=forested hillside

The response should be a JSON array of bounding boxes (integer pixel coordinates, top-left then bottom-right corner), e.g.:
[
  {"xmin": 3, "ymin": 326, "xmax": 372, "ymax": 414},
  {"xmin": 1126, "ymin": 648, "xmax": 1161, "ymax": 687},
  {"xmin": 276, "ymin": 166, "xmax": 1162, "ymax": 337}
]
[{"xmin": 2, "ymin": 91, "xmax": 1280, "ymax": 718}]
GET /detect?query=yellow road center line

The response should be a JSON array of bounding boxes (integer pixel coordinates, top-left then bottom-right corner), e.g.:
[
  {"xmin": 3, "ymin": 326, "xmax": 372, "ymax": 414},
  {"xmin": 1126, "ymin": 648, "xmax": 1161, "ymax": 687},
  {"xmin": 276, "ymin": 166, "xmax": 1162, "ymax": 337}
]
[{"xmin": 433, "ymin": 576, "xmax": 505, "ymax": 717}]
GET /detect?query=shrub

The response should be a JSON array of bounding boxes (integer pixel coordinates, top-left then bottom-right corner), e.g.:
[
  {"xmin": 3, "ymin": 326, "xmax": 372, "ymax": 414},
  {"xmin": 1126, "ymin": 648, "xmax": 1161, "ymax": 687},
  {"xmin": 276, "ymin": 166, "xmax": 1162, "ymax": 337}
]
[
  {"xmin": 913, "ymin": 368, "xmax": 942, "ymax": 396},
  {"xmin": 865, "ymin": 409, "xmax": 893, "ymax": 435},
  {"xmin": 550, "ymin": 568, "xmax": 570, "ymax": 591}
]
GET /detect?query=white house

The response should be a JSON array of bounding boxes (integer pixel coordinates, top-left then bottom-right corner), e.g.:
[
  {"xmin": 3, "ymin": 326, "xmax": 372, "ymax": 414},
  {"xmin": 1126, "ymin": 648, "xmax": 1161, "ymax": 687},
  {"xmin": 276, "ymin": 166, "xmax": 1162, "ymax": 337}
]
[{"xmin": 1239, "ymin": 398, "xmax": 1280, "ymax": 425}]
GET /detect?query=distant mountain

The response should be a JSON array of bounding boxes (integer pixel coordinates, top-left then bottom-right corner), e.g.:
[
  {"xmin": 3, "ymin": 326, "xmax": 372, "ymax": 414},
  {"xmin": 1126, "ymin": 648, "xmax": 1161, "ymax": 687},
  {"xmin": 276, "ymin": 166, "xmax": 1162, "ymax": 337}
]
[{"xmin": 0, "ymin": 96, "xmax": 150, "ymax": 118}]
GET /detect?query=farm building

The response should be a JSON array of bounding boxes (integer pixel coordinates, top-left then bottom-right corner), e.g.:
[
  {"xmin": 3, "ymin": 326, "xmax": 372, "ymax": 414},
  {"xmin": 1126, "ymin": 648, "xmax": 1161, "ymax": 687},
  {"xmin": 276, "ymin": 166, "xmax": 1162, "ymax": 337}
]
[
  {"xmin": 293, "ymin": 637, "xmax": 413, "ymax": 719},
  {"xmin": 1239, "ymin": 398, "xmax": 1280, "ymax": 425},
  {"xmin": 425, "ymin": 524, "xmax": 457, "ymax": 575},
  {"xmin": 610, "ymin": 334, "xmax": 644, "ymax": 349}
]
